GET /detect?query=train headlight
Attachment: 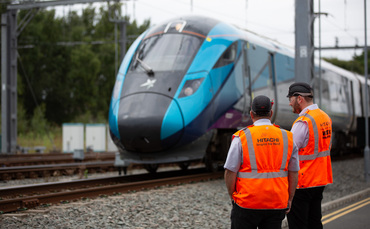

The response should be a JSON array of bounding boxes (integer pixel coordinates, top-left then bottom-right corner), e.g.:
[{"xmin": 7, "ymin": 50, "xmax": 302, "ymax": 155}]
[
  {"xmin": 184, "ymin": 87, "xmax": 194, "ymax": 96},
  {"xmin": 179, "ymin": 78, "xmax": 204, "ymax": 98}
]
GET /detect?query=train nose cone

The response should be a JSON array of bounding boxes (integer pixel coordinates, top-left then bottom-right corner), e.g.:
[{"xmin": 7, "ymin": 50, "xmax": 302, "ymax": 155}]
[{"xmin": 118, "ymin": 93, "xmax": 183, "ymax": 152}]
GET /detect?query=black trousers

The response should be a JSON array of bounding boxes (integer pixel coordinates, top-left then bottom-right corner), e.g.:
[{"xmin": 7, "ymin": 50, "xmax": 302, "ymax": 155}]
[
  {"xmin": 287, "ymin": 186, "xmax": 325, "ymax": 229},
  {"xmin": 230, "ymin": 202, "xmax": 286, "ymax": 229}
]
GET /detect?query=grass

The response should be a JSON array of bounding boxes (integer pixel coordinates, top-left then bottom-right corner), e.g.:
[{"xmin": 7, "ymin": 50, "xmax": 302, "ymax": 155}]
[{"xmin": 17, "ymin": 126, "xmax": 63, "ymax": 153}]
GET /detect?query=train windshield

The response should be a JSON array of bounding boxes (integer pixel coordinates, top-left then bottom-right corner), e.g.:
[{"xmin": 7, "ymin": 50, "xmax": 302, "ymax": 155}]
[{"xmin": 130, "ymin": 34, "xmax": 202, "ymax": 73}]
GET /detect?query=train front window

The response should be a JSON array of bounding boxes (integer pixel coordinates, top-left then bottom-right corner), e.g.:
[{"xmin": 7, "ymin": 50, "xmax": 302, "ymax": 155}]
[{"xmin": 130, "ymin": 34, "xmax": 202, "ymax": 73}]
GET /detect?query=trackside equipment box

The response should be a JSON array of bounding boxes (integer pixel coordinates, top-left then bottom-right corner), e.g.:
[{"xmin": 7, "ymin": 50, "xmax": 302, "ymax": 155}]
[
  {"xmin": 63, "ymin": 123, "xmax": 84, "ymax": 153},
  {"xmin": 85, "ymin": 124, "xmax": 106, "ymax": 152}
]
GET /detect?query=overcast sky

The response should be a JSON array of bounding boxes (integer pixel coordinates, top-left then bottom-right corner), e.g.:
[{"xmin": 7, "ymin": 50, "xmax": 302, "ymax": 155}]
[{"xmin": 55, "ymin": 0, "xmax": 368, "ymax": 61}]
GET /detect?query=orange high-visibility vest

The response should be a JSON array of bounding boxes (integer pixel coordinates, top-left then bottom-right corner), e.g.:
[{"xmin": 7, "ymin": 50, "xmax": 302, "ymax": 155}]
[
  {"xmin": 293, "ymin": 108, "xmax": 333, "ymax": 189},
  {"xmin": 232, "ymin": 124, "xmax": 294, "ymax": 209}
]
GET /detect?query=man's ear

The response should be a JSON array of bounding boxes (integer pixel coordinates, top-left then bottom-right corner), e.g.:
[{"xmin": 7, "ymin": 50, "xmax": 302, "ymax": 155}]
[{"xmin": 297, "ymin": 95, "xmax": 303, "ymax": 104}]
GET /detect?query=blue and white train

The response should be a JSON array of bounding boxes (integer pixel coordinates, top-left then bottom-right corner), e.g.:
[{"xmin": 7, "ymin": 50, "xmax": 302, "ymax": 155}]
[{"xmin": 108, "ymin": 15, "xmax": 367, "ymax": 172}]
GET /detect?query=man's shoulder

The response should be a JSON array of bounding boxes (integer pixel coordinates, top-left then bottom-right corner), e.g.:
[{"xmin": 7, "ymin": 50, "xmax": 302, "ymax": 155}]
[{"xmin": 309, "ymin": 108, "xmax": 331, "ymax": 120}]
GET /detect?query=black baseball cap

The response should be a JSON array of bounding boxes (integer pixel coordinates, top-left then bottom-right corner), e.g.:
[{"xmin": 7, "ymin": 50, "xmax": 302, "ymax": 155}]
[
  {"xmin": 287, "ymin": 82, "xmax": 313, "ymax": 98},
  {"xmin": 251, "ymin": 95, "xmax": 272, "ymax": 113}
]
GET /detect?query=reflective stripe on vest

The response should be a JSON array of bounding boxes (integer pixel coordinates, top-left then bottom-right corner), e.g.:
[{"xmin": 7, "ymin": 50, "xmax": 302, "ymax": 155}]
[
  {"xmin": 298, "ymin": 113, "xmax": 332, "ymax": 161},
  {"xmin": 237, "ymin": 128, "xmax": 289, "ymax": 179},
  {"xmin": 294, "ymin": 109, "xmax": 333, "ymax": 189}
]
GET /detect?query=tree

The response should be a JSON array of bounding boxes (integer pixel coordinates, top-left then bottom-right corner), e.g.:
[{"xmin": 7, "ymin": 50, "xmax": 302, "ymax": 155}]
[
  {"xmin": 324, "ymin": 51, "xmax": 370, "ymax": 75},
  {"xmin": 352, "ymin": 51, "xmax": 370, "ymax": 75},
  {"xmin": 16, "ymin": 4, "xmax": 151, "ymax": 127}
]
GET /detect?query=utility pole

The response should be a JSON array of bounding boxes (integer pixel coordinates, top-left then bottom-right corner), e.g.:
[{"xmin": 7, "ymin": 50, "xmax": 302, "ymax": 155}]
[
  {"xmin": 1, "ymin": 10, "xmax": 18, "ymax": 154},
  {"xmin": 108, "ymin": 2, "xmax": 127, "ymax": 77},
  {"xmin": 295, "ymin": 0, "xmax": 314, "ymax": 84},
  {"xmin": 364, "ymin": 0, "xmax": 370, "ymax": 183}
]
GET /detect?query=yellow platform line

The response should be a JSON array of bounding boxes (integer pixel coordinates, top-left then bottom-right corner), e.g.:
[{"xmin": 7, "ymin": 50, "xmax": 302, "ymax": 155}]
[{"xmin": 322, "ymin": 197, "xmax": 370, "ymax": 225}]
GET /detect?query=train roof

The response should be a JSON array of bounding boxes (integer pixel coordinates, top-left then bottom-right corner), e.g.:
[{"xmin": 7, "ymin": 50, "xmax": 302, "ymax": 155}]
[
  {"xmin": 148, "ymin": 15, "xmax": 295, "ymax": 58},
  {"xmin": 148, "ymin": 15, "xmax": 364, "ymax": 84},
  {"xmin": 235, "ymin": 25, "xmax": 295, "ymax": 58},
  {"xmin": 145, "ymin": 15, "xmax": 221, "ymax": 39},
  {"xmin": 319, "ymin": 59, "xmax": 365, "ymax": 83}
]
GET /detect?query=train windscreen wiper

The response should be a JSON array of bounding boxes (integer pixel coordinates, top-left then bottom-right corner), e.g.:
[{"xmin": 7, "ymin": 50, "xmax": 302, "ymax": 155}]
[{"xmin": 135, "ymin": 54, "xmax": 154, "ymax": 76}]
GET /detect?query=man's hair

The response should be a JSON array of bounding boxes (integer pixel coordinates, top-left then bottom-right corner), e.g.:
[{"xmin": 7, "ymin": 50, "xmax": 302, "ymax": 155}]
[
  {"xmin": 301, "ymin": 95, "xmax": 313, "ymax": 103},
  {"xmin": 251, "ymin": 110, "xmax": 271, "ymax": 118}
]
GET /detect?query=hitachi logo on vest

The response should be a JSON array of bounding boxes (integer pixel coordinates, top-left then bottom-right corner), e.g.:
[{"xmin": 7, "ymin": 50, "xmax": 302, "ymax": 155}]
[{"xmin": 257, "ymin": 138, "xmax": 280, "ymax": 143}]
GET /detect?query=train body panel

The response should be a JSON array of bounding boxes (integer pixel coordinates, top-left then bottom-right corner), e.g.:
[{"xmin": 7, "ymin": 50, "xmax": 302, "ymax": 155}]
[
  {"xmin": 109, "ymin": 32, "xmax": 148, "ymax": 141},
  {"xmin": 108, "ymin": 15, "xmax": 367, "ymax": 167}
]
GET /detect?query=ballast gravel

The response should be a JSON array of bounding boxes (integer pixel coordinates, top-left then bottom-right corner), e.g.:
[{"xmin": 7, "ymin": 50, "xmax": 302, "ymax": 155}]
[{"xmin": 1, "ymin": 157, "xmax": 369, "ymax": 229}]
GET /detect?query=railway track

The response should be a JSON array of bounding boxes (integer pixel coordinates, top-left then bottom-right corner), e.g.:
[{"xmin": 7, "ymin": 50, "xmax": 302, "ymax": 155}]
[
  {"xmin": 0, "ymin": 151, "xmax": 360, "ymax": 181},
  {"xmin": 0, "ymin": 152, "xmax": 117, "ymax": 180},
  {"xmin": 0, "ymin": 161, "xmax": 116, "ymax": 180},
  {"xmin": 0, "ymin": 168, "xmax": 223, "ymax": 214},
  {"xmin": 0, "ymin": 152, "xmax": 115, "ymax": 167}
]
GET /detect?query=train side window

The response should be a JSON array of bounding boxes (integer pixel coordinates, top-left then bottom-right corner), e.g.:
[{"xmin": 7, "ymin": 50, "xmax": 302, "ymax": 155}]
[
  {"xmin": 329, "ymin": 83, "xmax": 339, "ymax": 101},
  {"xmin": 213, "ymin": 42, "xmax": 237, "ymax": 68},
  {"xmin": 338, "ymin": 84, "xmax": 347, "ymax": 103},
  {"xmin": 322, "ymin": 80, "xmax": 329, "ymax": 100},
  {"xmin": 313, "ymin": 78, "xmax": 329, "ymax": 100}
]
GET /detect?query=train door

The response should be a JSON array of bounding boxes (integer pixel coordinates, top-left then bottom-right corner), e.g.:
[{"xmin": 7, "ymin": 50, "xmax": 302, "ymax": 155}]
[
  {"xmin": 344, "ymin": 77, "xmax": 355, "ymax": 132},
  {"xmin": 359, "ymin": 82, "xmax": 370, "ymax": 117},
  {"xmin": 269, "ymin": 52, "xmax": 278, "ymax": 122},
  {"xmin": 221, "ymin": 41, "xmax": 253, "ymax": 128},
  {"xmin": 314, "ymin": 75, "xmax": 330, "ymax": 110},
  {"xmin": 326, "ymin": 70, "xmax": 352, "ymax": 130},
  {"xmin": 240, "ymin": 41, "xmax": 251, "ymax": 122},
  {"xmin": 245, "ymin": 42, "xmax": 278, "ymax": 120}
]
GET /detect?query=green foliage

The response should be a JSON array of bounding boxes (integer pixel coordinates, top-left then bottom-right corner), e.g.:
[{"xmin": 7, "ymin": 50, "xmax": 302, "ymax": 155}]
[
  {"xmin": 352, "ymin": 51, "xmax": 370, "ymax": 75},
  {"xmin": 16, "ymin": 3, "xmax": 150, "ymax": 127},
  {"xmin": 67, "ymin": 45, "xmax": 101, "ymax": 114},
  {"xmin": 30, "ymin": 104, "xmax": 48, "ymax": 137},
  {"xmin": 324, "ymin": 51, "xmax": 370, "ymax": 75},
  {"xmin": 17, "ymin": 103, "xmax": 29, "ymax": 134},
  {"xmin": 73, "ymin": 110, "xmax": 107, "ymax": 124},
  {"xmin": 18, "ymin": 121, "xmax": 61, "ymax": 152}
]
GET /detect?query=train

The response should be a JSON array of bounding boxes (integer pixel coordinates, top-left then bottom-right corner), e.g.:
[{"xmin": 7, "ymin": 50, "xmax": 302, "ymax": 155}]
[{"xmin": 108, "ymin": 15, "xmax": 367, "ymax": 172}]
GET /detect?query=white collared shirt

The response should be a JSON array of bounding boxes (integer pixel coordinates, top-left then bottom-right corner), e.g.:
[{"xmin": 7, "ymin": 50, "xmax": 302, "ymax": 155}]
[{"xmin": 253, "ymin": 118, "xmax": 273, "ymax": 126}]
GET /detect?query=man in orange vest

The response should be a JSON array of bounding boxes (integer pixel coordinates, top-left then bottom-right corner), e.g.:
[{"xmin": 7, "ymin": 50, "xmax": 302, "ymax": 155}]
[
  {"xmin": 224, "ymin": 95, "xmax": 299, "ymax": 229},
  {"xmin": 286, "ymin": 82, "xmax": 333, "ymax": 229}
]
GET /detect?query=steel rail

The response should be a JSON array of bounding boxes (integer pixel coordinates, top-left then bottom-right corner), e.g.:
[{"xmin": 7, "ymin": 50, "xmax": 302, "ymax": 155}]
[
  {"xmin": 0, "ymin": 161, "xmax": 116, "ymax": 180},
  {"xmin": 0, "ymin": 169, "xmax": 223, "ymax": 213},
  {"xmin": 0, "ymin": 152, "xmax": 115, "ymax": 166}
]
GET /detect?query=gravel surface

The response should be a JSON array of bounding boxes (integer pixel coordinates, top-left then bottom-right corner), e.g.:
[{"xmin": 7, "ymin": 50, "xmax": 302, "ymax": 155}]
[{"xmin": 1, "ymin": 157, "xmax": 369, "ymax": 229}]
